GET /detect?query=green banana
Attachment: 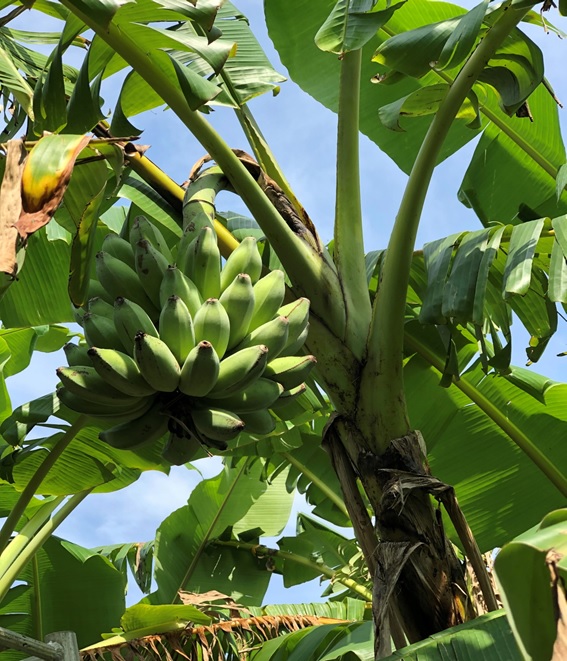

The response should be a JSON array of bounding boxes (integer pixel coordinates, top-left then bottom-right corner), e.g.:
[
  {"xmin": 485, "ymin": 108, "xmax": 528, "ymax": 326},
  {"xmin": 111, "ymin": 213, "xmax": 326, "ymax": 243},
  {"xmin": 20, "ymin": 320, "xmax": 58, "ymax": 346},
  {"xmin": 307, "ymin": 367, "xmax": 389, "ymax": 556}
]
[
  {"xmin": 134, "ymin": 238, "xmax": 170, "ymax": 308},
  {"xmin": 218, "ymin": 273, "xmax": 255, "ymax": 349},
  {"xmin": 99, "ymin": 400, "xmax": 169, "ymax": 450},
  {"xmin": 161, "ymin": 432, "xmax": 202, "ymax": 465},
  {"xmin": 82, "ymin": 312, "xmax": 124, "ymax": 351},
  {"xmin": 279, "ymin": 298, "xmax": 310, "ymax": 347},
  {"xmin": 56, "ymin": 366, "xmax": 143, "ymax": 406},
  {"xmin": 193, "ymin": 298, "xmax": 230, "ymax": 359},
  {"xmin": 179, "ymin": 226, "xmax": 221, "ymax": 300},
  {"xmin": 130, "ymin": 215, "xmax": 173, "ymax": 263},
  {"xmin": 220, "ymin": 237, "xmax": 263, "ymax": 291},
  {"xmin": 249, "ymin": 270, "xmax": 286, "ymax": 331},
  {"xmin": 102, "ymin": 233, "xmax": 135, "ymax": 269},
  {"xmin": 263, "ymin": 355, "xmax": 317, "ymax": 391},
  {"xmin": 159, "ymin": 295, "xmax": 195, "ymax": 365},
  {"xmin": 88, "ymin": 347, "xmax": 156, "ymax": 397},
  {"xmin": 270, "ymin": 384, "xmax": 308, "ymax": 420},
  {"xmin": 57, "ymin": 386, "xmax": 153, "ymax": 419},
  {"xmin": 159, "ymin": 265, "xmax": 202, "ymax": 317},
  {"xmin": 191, "ymin": 406, "xmax": 245, "ymax": 443},
  {"xmin": 87, "ymin": 296, "xmax": 114, "ymax": 318},
  {"xmin": 239, "ymin": 409, "xmax": 276, "ymax": 436},
  {"xmin": 204, "ymin": 378, "xmax": 283, "ymax": 413},
  {"xmin": 96, "ymin": 251, "xmax": 157, "ymax": 315},
  {"xmin": 208, "ymin": 344, "xmax": 269, "ymax": 397},
  {"xmin": 179, "ymin": 340, "xmax": 219, "ymax": 397},
  {"xmin": 114, "ymin": 297, "xmax": 159, "ymax": 355},
  {"xmin": 133, "ymin": 332, "xmax": 180, "ymax": 392},
  {"xmin": 279, "ymin": 324, "xmax": 309, "ymax": 358},
  {"xmin": 235, "ymin": 316, "xmax": 289, "ymax": 359},
  {"xmin": 87, "ymin": 279, "xmax": 114, "ymax": 305},
  {"xmin": 63, "ymin": 342, "xmax": 91, "ymax": 367}
]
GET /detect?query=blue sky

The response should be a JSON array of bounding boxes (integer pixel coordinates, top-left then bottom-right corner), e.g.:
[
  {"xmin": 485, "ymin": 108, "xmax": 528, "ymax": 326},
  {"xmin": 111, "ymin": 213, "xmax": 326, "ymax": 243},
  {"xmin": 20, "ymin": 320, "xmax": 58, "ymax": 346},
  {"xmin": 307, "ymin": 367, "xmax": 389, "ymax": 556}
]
[{"xmin": 5, "ymin": 0, "xmax": 567, "ymax": 609}]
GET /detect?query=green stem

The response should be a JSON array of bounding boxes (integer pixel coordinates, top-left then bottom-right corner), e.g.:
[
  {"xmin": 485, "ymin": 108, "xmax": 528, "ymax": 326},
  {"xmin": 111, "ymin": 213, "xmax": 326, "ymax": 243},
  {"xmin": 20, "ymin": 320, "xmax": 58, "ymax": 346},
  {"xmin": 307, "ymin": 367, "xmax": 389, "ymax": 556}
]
[
  {"xmin": 0, "ymin": 415, "xmax": 87, "ymax": 554},
  {"xmin": 0, "ymin": 496, "xmax": 65, "ymax": 576},
  {"xmin": 213, "ymin": 539, "xmax": 373, "ymax": 601},
  {"xmin": 280, "ymin": 452, "xmax": 349, "ymax": 517},
  {"xmin": 405, "ymin": 329, "xmax": 567, "ymax": 498},
  {"xmin": 334, "ymin": 49, "xmax": 371, "ymax": 358},
  {"xmin": 0, "ymin": 489, "xmax": 92, "ymax": 602},
  {"xmin": 359, "ymin": 3, "xmax": 532, "ymax": 450},
  {"xmin": 60, "ymin": 0, "xmax": 346, "ymax": 338}
]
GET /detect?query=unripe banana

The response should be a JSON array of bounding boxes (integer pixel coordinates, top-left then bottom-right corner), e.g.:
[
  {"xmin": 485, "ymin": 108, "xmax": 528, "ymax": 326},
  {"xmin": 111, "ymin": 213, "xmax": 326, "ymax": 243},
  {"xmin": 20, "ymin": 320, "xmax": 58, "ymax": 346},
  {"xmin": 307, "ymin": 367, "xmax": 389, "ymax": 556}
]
[
  {"xmin": 87, "ymin": 296, "xmax": 114, "ymax": 318},
  {"xmin": 95, "ymin": 251, "xmax": 157, "ymax": 315},
  {"xmin": 99, "ymin": 400, "xmax": 169, "ymax": 450},
  {"xmin": 114, "ymin": 297, "xmax": 159, "ymax": 355},
  {"xmin": 159, "ymin": 265, "xmax": 202, "ymax": 317},
  {"xmin": 239, "ymin": 409, "xmax": 276, "ymax": 436},
  {"xmin": 263, "ymin": 355, "xmax": 317, "ymax": 391},
  {"xmin": 204, "ymin": 378, "xmax": 283, "ymax": 413},
  {"xmin": 102, "ymin": 233, "xmax": 135, "ymax": 269},
  {"xmin": 279, "ymin": 298, "xmax": 310, "ymax": 345},
  {"xmin": 208, "ymin": 344, "xmax": 269, "ymax": 397},
  {"xmin": 249, "ymin": 270, "xmax": 286, "ymax": 331},
  {"xmin": 57, "ymin": 386, "xmax": 153, "ymax": 419},
  {"xmin": 279, "ymin": 324, "xmax": 309, "ymax": 358},
  {"xmin": 235, "ymin": 316, "xmax": 289, "ymax": 360},
  {"xmin": 83, "ymin": 312, "xmax": 124, "ymax": 351},
  {"xmin": 159, "ymin": 295, "xmax": 195, "ymax": 365},
  {"xmin": 130, "ymin": 215, "xmax": 173, "ymax": 263},
  {"xmin": 161, "ymin": 432, "xmax": 202, "ymax": 465},
  {"xmin": 134, "ymin": 238, "xmax": 170, "ymax": 308},
  {"xmin": 179, "ymin": 340, "xmax": 219, "ymax": 397},
  {"xmin": 193, "ymin": 298, "xmax": 230, "ymax": 359},
  {"xmin": 64, "ymin": 342, "xmax": 91, "ymax": 367},
  {"xmin": 191, "ymin": 406, "xmax": 245, "ymax": 443},
  {"xmin": 133, "ymin": 332, "xmax": 180, "ymax": 392},
  {"xmin": 220, "ymin": 236, "xmax": 263, "ymax": 291},
  {"xmin": 218, "ymin": 273, "xmax": 255, "ymax": 349},
  {"xmin": 88, "ymin": 278, "xmax": 114, "ymax": 305},
  {"xmin": 179, "ymin": 226, "xmax": 221, "ymax": 300},
  {"xmin": 270, "ymin": 383, "xmax": 307, "ymax": 420},
  {"xmin": 56, "ymin": 366, "xmax": 143, "ymax": 406},
  {"xmin": 88, "ymin": 347, "xmax": 156, "ymax": 397}
]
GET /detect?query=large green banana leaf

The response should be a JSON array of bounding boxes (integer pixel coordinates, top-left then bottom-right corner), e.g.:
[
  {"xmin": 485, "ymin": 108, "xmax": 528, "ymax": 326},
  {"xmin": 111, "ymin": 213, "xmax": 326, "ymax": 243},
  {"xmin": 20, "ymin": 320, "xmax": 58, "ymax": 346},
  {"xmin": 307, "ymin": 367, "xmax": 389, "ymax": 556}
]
[
  {"xmin": 265, "ymin": 0, "xmax": 567, "ymax": 225},
  {"xmin": 0, "ymin": 536, "xmax": 125, "ymax": 658}
]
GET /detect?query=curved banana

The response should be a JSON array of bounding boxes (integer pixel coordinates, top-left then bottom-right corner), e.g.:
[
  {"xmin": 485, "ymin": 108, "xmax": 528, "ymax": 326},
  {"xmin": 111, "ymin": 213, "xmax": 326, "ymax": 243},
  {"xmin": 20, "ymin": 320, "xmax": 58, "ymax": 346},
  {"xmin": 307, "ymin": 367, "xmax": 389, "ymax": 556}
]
[
  {"xmin": 179, "ymin": 340, "xmax": 220, "ymax": 397},
  {"xmin": 179, "ymin": 226, "xmax": 221, "ymax": 300},
  {"xmin": 193, "ymin": 298, "xmax": 230, "ymax": 359},
  {"xmin": 161, "ymin": 432, "xmax": 202, "ymax": 465},
  {"xmin": 134, "ymin": 238, "xmax": 170, "ymax": 308},
  {"xmin": 114, "ymin": 297, "xmax": 159, "ymax": 355},
  {"xmin": 159, "ymin": 295, "xmax": 195, "ymax": 365},
  {"xmin": 56, "ymin": 366, "xmax": 143, "ymax": 406},
  {"xmin": 96, "ymin": 251, "xmax": 157, "ymax": 316},
  {"xmin": 102, "ymin": 233, "xmax": 135, "ymax": 269},
  {"xmin": 249, "ymin": 270, "xmax": 285, "ymax": 332},
  {"xmin": 133, "ymin": 332, "xmax": 180, "ymax": 392},
  {"xmin": 87, "ymin": 296, "xmax": 114, "ymax": 318},
  {"xmin": 270, "ymin": 383, "xmax": 308, "ymax": 420},
  {"xmin": 278, "ymin": 298, "xmax": 310, "ymax": 351},
  {"xmin": 159, "ymin": 265, "xmax": 202, "ymax": 317},
  {"xmin": 219, "ymin": 273, "xmax": 255, "ymax": 349},
  {"xmin": 235, "ymin": 315, "xmax": 289, "ymax": 360},
  {"xmin": 220, "ymin": 236, "xmax": 263, "ymax": 291},
  {"xmin": 204, "ymin": 378, "xmax": 283, "ymax": 413},
  {"xmin": 99, "ymin": 400, "xmax": 169, "ymax": 450},
  {"xmin": 64, "ymin": 342, "xmax": 91, "ymax": 367},
  {"xmin": 87, "ymin": 278, "xmax": 114, "ymax": 305},
  {"xmin": 88, "ymin": 347, "xmax": 156, "ymax": 397},
  {"xmin": 263, "ymin": 355, "xmax": 317, "ymax": 391},
  {"xmin": 83, "ymin": 312, "xmax": 124, "ymax": 351},
  {"xmin": 239, "ymin": 409, "xmax": 276, "ymax": 436},
  {"xmin": 130, "ymin": 215, "xmax": 173, "ymax": 263},
  {"xmin": 208, "ymin": 344, "xmax": 269, "ymax": 397},
  {"xmin": 57, "ymin": 386, "xmax": 153, "ymax": 419},
  {"xmin": 191, "ymin": 406, "xmax": 245, "ymax": 443},
  {"xmin": 279, "ymin": 324, "xmax": 309, "ymax": 358}
]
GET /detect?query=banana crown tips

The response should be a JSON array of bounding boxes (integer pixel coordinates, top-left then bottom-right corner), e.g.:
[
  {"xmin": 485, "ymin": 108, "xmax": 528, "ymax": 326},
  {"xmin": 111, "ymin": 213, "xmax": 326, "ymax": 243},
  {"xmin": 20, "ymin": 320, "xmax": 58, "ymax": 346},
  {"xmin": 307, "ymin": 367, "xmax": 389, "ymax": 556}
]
[{"xmin": 58, "ymin": 217, "xmax": 317, "ymax": 464}]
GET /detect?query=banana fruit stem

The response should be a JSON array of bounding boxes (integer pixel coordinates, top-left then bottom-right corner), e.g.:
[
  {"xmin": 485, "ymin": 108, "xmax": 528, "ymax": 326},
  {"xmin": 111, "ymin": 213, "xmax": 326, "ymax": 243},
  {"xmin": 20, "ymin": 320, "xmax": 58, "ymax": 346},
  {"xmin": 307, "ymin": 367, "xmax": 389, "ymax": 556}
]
[
  {"xmin": 359, "ymin": 2, "xmax": 533, "ymax": 449},
  {"xmin": 0, "ymin": 415, "xmax": 87, "ymax": 554}
]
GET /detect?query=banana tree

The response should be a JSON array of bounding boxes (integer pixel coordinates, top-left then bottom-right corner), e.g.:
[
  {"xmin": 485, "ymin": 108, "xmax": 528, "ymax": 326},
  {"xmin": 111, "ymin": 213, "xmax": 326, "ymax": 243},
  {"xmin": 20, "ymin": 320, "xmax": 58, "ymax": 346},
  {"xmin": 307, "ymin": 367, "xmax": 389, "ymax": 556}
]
[{"xmin": 0, "ymin": 0, "xmax": 566, "ymax": 659}]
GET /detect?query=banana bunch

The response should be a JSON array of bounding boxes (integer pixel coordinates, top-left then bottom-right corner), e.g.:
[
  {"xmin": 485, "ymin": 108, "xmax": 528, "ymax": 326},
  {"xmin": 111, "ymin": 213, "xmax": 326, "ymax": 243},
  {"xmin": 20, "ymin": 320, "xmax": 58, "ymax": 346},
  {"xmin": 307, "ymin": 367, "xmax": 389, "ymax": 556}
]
[{"xmin": 58, "ymin": 215, "xmax": 316, "ymax": 463}]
